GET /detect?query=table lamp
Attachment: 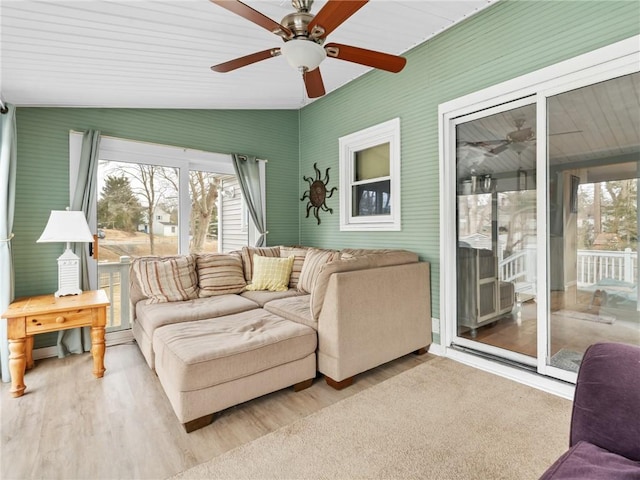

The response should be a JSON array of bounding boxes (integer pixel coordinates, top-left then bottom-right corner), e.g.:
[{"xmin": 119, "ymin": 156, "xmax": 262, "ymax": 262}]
[{"xmin": 37, "ymin": 208, "xmax": 94, "ymax": 297}]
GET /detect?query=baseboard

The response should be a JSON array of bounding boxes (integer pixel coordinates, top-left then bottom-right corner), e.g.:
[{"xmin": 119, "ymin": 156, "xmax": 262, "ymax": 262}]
[
  {"xmin": 445, "ymin": 348, "xmax": 575, "ymax": 400},
  {"xmin": 106, "ymin": 329, "xmax": 134, "ymax": 346},
  {"xmin": 32, "ymin": 329, "xmax": 134, "ymax": 360},
  {"xmin": 33, "ymin": 346, "xmax": 58, "ymax": 361},
  {"xmin": 428, "ymin": 343, "xmax": 444, "ymax": 356}
]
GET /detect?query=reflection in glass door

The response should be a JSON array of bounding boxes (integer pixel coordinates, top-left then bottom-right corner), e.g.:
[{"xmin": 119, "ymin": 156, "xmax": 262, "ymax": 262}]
[
  {"xmin": 444, "ymin": 44, "xmax": 640, "ymax": 385},
  {"xmin": 455, "ymin": 101, "xmax": 538, "ymax": 363},
  {"xmin": 546, "ymin": 72, "xmax": 640, "ymax": 374}
]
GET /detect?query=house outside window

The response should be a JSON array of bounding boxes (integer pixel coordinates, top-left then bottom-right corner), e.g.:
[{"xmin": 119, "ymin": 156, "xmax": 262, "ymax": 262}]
[{"xmin": 339, "ymin": 118, "xmax": 401, "ymax": 231}]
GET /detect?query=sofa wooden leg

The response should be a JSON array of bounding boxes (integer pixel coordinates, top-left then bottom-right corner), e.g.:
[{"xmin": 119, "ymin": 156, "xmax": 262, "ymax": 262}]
[
  {"xmin": 414, "ymin": 346, "xmax": 429, "ymax": 355},
  {"xmin": 325, "ymin": 375, "xmax": 353, "ymax": 390},
  {"xmin": 293, "ymin": 378, "xmax": 314, "ymax": 392},
  {"xmin": 183, "ymin": 413, "xmax": 215, "ymax": 433}
]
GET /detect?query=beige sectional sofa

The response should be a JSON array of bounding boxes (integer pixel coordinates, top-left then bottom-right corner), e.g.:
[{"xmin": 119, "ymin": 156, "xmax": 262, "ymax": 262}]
[{"xmin": 129, "ymin": 246, "xmax": 431, "ymax": 431}]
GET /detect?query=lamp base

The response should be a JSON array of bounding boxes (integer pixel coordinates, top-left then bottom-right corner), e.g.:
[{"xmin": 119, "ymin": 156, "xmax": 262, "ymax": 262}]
[
  {"xmin": 55, "ymin": 287, "xmax": 83, "ymax": 298},
  {"xmin": 56, "ymin": 248, "xmax": 84, "ymax": 297}
]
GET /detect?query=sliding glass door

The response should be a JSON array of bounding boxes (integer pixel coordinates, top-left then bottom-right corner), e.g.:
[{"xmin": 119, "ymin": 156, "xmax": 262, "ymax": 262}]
[
  {"xmin": 545, "ymin": 73, "xmax": 640, "ymax": 378},
  {"xmin": 454, "ymin": 99, "xmax": 538, "ymax": 366},
  {"xmin": 443, "ymin": 49, "xmax": 639, "ymax": 383}
]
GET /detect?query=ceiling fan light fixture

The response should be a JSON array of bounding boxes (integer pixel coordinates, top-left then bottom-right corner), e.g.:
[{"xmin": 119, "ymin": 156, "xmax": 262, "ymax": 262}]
[
  {"xmin": 508, "ymin": 141, "xmax": 528, "ymax": 154},
  {"xmin": 281, "ymin": 39, "xmax": 326, "ymax": 72}
]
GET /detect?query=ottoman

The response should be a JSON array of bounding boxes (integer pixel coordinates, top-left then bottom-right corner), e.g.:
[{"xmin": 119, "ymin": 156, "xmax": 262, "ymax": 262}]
[{"xmin": 153, "ymin": 308, "xmax": 317, "ymax": 432}]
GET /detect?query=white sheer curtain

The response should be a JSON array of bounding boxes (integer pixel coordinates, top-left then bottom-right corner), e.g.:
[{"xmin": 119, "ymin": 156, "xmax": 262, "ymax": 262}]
[{"xmin": 0, "ymin": 104, "xmax": 17, "ymax": 382}]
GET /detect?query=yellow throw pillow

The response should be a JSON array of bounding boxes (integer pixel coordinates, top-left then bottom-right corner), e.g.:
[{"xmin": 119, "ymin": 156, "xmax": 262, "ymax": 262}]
[{"xmin": 246, "ymin": 254, "xmax": 295, "ymax": 292}]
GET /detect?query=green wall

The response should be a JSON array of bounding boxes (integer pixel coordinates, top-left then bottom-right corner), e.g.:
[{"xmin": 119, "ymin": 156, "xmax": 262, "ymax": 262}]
[
  {"xmin": 298, "ymin": 0, "xmax": 640, "ymax": 322},
  {"xmin": 14, "ymin": 108, "xmax": 300, "ymax": 302},
  {"xmin": 11, "ymin": 0, "xmax": 640, "ymax": 349}
]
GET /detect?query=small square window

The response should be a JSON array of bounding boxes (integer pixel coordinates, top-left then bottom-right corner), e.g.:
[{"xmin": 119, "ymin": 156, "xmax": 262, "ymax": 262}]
[{"xmin": 339, "ymin": 118, "xmax": 401, "ymax": 231}]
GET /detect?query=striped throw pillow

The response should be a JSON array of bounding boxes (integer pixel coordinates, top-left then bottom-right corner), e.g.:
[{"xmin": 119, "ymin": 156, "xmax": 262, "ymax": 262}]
[
  {"xmin": 297, "ymin": 248, "xmax": 338, "ymax": 293},
  {"xmin": 132, "ymin": 255, "xmax": 199, "ymax": 304},
  {"xmin": 241, "ymin": 246, "xmax": 281, "ymax": 281},
  {"xmin": 280, "ymin": 246, "xmax": 308, "ymax": 289},
  {"xmin": 197, "ymin": 253, "xmax": 246, "ymax": 297},
  {"xmin": 246, "ymin": 255, "xmax": 295, "ymax": 292}
]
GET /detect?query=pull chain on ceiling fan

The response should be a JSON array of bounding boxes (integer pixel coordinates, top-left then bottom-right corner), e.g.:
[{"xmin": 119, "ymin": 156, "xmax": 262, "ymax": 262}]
[{"xmin": 209, "ymin": 0, "xmax": 407, "ymax": 98}]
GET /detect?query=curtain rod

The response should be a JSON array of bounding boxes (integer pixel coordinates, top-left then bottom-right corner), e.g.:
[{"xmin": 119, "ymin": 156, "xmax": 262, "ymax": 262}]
[
  {"xmin": 0, "ymin": 98, "xmax": 7, "ymax": 114},
  {"xmin": 237, "ymin": 154, "xmax": 268, "ymax": 163}
]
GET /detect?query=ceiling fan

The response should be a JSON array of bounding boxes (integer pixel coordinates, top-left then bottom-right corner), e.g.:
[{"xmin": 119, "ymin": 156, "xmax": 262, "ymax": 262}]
[
  {"xmin": 460, "ymin": 118, "xmax": 584, "ymax": 156},
  {"xmin": 461, "ymin": 118, "xmax": 536, "ymax": 156},
  {"xmin": 209, "ymin": 0, "xmax": 407, "ymax": 98}
]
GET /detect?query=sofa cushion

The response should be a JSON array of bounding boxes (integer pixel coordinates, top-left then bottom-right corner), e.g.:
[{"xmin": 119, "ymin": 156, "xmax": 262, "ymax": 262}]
[
  {"xmin": 280, "ymin": 246, "xmax": 308, "ymax": 289},
  {"xmin": 197, "ymin": 253, "xmax": 246, "ymax": 297},
  {"xmin": 240, "ymin": 246, "xmax": 281, "ymax": 282},
  {"xmin": 298, "ymin": 248, "xmax": 338, "ymax": 293},
  {"xmin": 310, "ymin": 250, "xmax": 419, "ymax": 320},
  {"xmin": 132, "ymin": 255, "xmax": 199, "ymax": 304},
  {"xmin": 539, "ymin": 441, "xmax": 640, "ymax": 480},
  {"xmin": 569, "ymin": 342, "xmax": 640, "ymax": 462},
  {"xmin": 153, "ymin": 309, "xmax": 317, "ymax": 392},
  {"xmin": 340, "ymin": 248, "xmax": 400, "ymax": 258},
  {"xmin": 240, "ymin": 288, "xmax": 306, "ymax": 307},
  {"xmin": 135, "ymin": 294, "xmax": 259, "ymax": 342},
  {"xmin": 246, "ymin": 255, "xmax": 295, "ymax": 292},
  {"xmin": 264, "ymin": 295, "xmax": 315, "ymax": 330}
]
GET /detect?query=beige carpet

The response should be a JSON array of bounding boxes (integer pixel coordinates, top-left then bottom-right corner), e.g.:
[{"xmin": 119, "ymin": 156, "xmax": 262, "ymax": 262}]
[{"xmin": 172, "ymin": 357, "xmax": 571, "ymax": 480}]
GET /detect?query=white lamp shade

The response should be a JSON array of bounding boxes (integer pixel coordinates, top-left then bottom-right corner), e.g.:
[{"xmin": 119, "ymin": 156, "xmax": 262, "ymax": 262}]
[
  {"xmin": 281, "ymin": 39, "xmax": 326, "ymax": 71},
  {"xmin": 37, "ymin": 210, "xmax": 94, "ymax": 243}
]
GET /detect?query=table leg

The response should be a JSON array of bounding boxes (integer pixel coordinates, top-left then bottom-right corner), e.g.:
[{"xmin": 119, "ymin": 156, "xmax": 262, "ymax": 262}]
[
  {"xmin": 26, "ymin": 336, "xmax": 35, "ymax": 370},
  {"xmin": 8, "ymin": 338, "xmax": 26, "ymax": 397},
  {"xmin": 91, "ymin": 325, "xmax": 106, "ymax": 378}
]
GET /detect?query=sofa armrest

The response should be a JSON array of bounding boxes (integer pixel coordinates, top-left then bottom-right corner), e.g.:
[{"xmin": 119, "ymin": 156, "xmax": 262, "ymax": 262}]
[
  {"xmin": 570, "ymin": 342, "xmax": 640, "ymax": 461},
  {"xmin": 317, "ymin": 262, "xmax": 431, "ymax": 382}
]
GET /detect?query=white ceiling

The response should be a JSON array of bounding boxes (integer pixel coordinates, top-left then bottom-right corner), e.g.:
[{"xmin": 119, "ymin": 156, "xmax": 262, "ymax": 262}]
[
  {"xmin": 456, "ymin": 72, "xmax": 640, "ymax": 177},
  {"xmin": 0, "ymin": 0, "xmax": 493, "ymax": 109}
]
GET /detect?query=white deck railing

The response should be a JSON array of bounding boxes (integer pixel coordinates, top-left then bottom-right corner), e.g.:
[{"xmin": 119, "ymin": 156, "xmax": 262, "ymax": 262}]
[
  {"xmin": 577, "ymin": 248, "xmax": 637, "ymax": 287},
  {"xmin": 500, "ymin": 250, "xmax": 527, "ymax": 283},
  {"xmin": 98, "ymin": 256, "xmax": 131, "ymax": 333},
  {"xmin": 499, "ymin": 247, "xmax": 638, "ymax": 289},
  {"xmin": 500, "ymin": 245, "xmax": 537, "ymax": 293}
]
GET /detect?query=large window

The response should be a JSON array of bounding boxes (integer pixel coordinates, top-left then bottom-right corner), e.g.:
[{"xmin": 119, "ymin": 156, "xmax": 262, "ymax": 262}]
[
  {"xmin": 96, "ymin": 138, "xmax": 249, "ymax": 258},
  {"xmin": 339, "ymin": 118, "xmax": 401, "ymax": 231},
  {"xmin": 96, "ymin": 162, "xmax": 232, "ymax": 259}
]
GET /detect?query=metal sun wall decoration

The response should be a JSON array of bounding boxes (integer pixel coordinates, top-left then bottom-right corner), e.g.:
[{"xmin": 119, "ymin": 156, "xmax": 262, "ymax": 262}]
[{"xmin": 301, "ymin": 163, "xmax": 337, "ymax": 225}]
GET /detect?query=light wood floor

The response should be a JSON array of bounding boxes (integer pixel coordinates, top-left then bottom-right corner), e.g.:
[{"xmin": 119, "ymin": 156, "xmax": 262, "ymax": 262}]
[
  {"xmin": 460, "ymin": 290, "xmax": 640, "ymax": 358},
  {"xmin": 1, "ymin": 342, "xmax": 436, "ymax": 480}
]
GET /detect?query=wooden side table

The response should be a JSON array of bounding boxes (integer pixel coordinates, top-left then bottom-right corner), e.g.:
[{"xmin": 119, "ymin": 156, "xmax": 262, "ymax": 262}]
[{"xmin": 3, "ymin": 290, "xmax": 110, "ymax": 397}]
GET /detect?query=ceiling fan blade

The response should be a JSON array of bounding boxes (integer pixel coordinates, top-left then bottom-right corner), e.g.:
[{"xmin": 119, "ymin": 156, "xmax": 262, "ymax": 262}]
[
  {"xmin": 304, "ymin": 68, "xmax": 325, "ymax": 98},
  {"xmin": 325, "ymin": 43, "xmax": 406, "ymax": 73},
  {"xmin": 549, "ymin": 129, "xmax": 583, "ymax": 136},
  {"xmin": 462, "ymin": 140, "xmax": 506, "ymax": 146},
  {"xmin": 210, "ymin": 0, "xmax": 292, "ymax": 38},
  {"xmin": 211, "ymin": 48, "xmax": 280, "ymax": 73},
  {"xmin": 490, "ymin": 143, "xmax": 509, "ymax": 155},
  {"xmin": 307, "ymin": 0, "xmax": 368, "ymax": 39}
]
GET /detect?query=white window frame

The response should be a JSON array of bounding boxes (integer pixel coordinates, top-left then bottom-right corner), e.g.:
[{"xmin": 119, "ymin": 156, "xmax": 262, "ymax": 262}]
[
  {"xmin": 96, "ymin": 136, "xmax": 246, "ymax": 254},
  {"xmin": 339, "ymin": 118, "xmax": 401, "ymax": 231}
]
